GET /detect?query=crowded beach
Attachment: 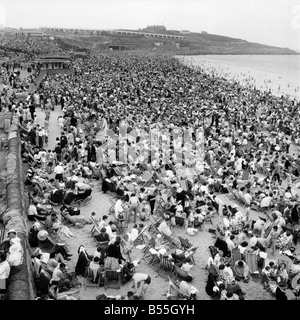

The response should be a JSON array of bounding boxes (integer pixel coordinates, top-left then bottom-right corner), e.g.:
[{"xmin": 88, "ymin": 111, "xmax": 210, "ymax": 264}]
[{"xmin": 1, "ymin": 41, "xmax": 300, "ymax": 300}]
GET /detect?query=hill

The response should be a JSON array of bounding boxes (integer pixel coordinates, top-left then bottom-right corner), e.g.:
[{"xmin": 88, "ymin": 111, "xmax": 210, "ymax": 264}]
[{"xmin": 21, "ymin": 26, "xmax": 300, "ymax": 55}]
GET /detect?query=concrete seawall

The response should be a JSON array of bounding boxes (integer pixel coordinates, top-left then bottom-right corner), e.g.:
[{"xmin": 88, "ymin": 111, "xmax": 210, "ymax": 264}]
[{"xmin": 2, "ymin": 116, "xmax": 35, "ymax": 300}]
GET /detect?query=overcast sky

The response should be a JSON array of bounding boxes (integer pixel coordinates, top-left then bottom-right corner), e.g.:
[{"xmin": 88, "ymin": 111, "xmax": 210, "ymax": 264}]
[{"xmin": 0, "ymin": 0, "xmax": 300, "ymax": 52}]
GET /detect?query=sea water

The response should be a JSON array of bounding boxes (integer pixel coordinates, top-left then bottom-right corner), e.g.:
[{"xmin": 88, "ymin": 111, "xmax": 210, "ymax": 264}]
[{"xmin": 177, "ymin": 55, "xmax": 300, "ymax": 101}]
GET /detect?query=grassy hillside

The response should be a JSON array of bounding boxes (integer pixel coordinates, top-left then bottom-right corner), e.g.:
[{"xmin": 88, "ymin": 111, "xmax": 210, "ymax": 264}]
[{"xmin": 47, "ymin": 30, "xmax": 299, "ymax": 55}]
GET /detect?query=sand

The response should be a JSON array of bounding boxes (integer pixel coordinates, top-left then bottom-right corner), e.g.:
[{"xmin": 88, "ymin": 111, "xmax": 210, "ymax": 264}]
[{"xmin": 30, "ymin": 103, "xmax": 300, "ymax": 300}]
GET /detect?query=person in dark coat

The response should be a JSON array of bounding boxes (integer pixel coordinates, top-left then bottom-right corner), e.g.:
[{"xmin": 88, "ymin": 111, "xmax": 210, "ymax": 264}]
[
  {"xmin": 205, "ymin": 267, "xmax": 219, "ymax": 297},
  {"xmin": 60, "ymin": 132, "xmax": 68, "ymax": 149},
  {"xmin": 75, "ymin": 245, "xmax": 91, "ymax": 276},
  {"xmin": 106, "ymin": 236, "xmax": 126, "ymax": 264},
  {"xmin": 275, "ymin": 286, "xmax": 288, "ymax": 300},
  {"xmin": 214, "ymin": 237, "xmax": 230, "ymax": 257}
]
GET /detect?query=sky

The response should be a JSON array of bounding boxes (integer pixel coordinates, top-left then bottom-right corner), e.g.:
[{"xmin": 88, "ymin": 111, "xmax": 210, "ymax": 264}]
[{"xmin": 0, "ymin": 0, "xmax": 300, "ymax": 52}]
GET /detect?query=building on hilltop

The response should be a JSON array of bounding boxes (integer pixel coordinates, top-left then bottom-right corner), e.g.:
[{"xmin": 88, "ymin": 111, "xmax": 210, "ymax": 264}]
[{"xmin": 180, "ymin": 30, "xmax": 190, "ymax": 34}]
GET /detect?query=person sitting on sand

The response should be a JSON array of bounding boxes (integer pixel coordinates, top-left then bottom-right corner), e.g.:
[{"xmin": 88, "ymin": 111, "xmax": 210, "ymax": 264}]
[
  {"xmin": 50, "ymin": 262, "xmax": 71, "ymax": 290},
  {"xmin": 233, "ymin": 260, "xmax": 251, "ymax": 283},
  {"xmin": 48, "ymin": 282, "xmax": 79, "ymax": 300},
  {"xmin": 158, "ymin": 217, "xmax": 172, "ymax": 237}
]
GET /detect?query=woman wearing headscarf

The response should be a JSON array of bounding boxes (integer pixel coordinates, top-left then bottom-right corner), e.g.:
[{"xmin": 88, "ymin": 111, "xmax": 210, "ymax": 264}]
[{"xmin": 75, "ymin": 245, "xmax": 91, "ymax": 276}]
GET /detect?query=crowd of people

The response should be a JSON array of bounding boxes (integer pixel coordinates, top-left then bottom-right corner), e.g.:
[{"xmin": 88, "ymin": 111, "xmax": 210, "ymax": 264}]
[
  {"xmin": 1, "ymin": 48, "xmax": 300, "ymax": 300},
  {"xmin": 0, "ymin": 33, "xmax": 64, "ymax": 56}
]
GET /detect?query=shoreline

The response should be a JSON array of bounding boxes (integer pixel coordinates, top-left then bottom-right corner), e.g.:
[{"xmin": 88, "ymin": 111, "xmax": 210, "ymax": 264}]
[{"xmin": 176, "ymin": 54, "xmax": 300, "ymax": 101}]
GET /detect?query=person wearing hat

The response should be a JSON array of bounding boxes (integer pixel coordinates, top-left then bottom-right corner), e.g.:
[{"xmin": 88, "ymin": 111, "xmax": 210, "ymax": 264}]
[
  {"xmin": 0, "ymin": 229, "xmax": 21, "ymax": 254},
  {"xmin": 7, "ymin": 229, "xmax": 20, "ymax": 244}
]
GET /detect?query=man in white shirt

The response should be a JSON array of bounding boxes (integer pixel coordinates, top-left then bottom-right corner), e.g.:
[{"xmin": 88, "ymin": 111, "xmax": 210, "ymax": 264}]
[
  {"xmin": 158, "ymin": 218, "xmax": 172, "ymax": 237},
  {"xmin": 50, "ymin": 263, "xmax": 71, "ymax": 289},
  {"xmin": 98, "ymin": 215, "xmax": 108, "ymax": 230},
  {"xmin": 226, "ymin": 235, "xmax": 236, "ymax": 252},
  {"xmin": 115, "ymin": 197, "xmax": 125, "ymax": 220},
  {"xmin": 260, "ymin": 193, "xmax": 273, "ymax": 209},
  {"xmin": 27, "ymin": 202, "xmax": 43, "ymax": 221},
  {"xmin": 127, "ymin": 224, "xmax": 139, "ymax": 242},
  {"xmin": 132, "ymin": 272, "xmax": 151, "ymax": 297},
  {"xmin": 212, "ymin": 195, "xmax": 224, "ymax": 216},
  {"xmin": 243, "ymin": 191, "xmax": 252, "ymax": 206},
  {"xmin": 54, "ymin": 163, "xmax": 65, "ymax": 180}
]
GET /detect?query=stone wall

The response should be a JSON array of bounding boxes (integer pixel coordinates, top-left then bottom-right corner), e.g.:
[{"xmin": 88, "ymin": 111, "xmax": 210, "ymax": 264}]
[{"xmin": 2, "ymin": 116, "xmax": 35, "ymax": 300}]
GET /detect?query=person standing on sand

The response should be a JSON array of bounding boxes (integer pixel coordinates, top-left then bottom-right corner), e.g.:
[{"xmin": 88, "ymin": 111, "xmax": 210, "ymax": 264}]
[{"xmin": 132, "ymin": 273, "xmax": 151, "ymax": 298}]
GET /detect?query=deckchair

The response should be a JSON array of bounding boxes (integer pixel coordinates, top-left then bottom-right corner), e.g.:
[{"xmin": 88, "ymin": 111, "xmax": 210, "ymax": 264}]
[
  {"xmin": 0, "ymin": 229, "xmax": 5, "ymax": 247},
  {"xmin": 60, "ymin": 210, "xmax": 76, "ymax": 228},
  {"xmin": 277, "ymin": 257, "xmax": 291, "ymax": 273},
  {"xmin": 178, "ymin": 236, "xmax": 193, "ymax": 251},
  {"xmin": 104, "ymin": 270, "xmax": 121, "ymax": 290},
  {"xmin": 74, "ymin": 195, "xmax": 92, "ymax": 207},
  {"xmin": 147, "ymin": 215, "xmax": 162, "ymax": 235},
  {"xmin": 144, "ymin": 248, "xmax": 161, "ymax": 271},
  {"xmin": 141, "ymin": 237, "xmax": 156, "ymax": 259},
  {"xmin": 91, "ymin": 166, "xmax": 101, "ymax": 180},
  {"xmin": 133, "ymin": 225, "xmax": 148, "ymax": 246},
  {"xmin": 166, "ymin": 277, "xmax": 180, "ymax": 300},
  {"xmin": 161, "ymin": 233, "xmax": 181, "ymax": 249},
  {"xmin": 183, "ymin": 247, "xmax": 197, "ymax": 265},
  {"xmin": 244, "ymin": 253, "xmax": 260, "ymax": 276},
  {"xmin": 83, "ymin": 266, "xmax": 101, "ymax": 290},
  {"xmin": 140, "ymin": 170, "xmax": 153, "ymax": 186},
  {"xmin": 156, "ymin": 256, "xmax": 176, "ymax": 280},
  {"xmin": 174, "ymin": 264, "xmax": 191, "ymax": 281},
  {"xmin": 108, "ymin": 197, "xmax": 116, "ymax": 215},
  {"xmin": 90, "ymin": 216, "xmax": 101, "ymax": 237},
  {"xmin": 231, "ymin": 247, "xmax": 242, "ymax": 266}
]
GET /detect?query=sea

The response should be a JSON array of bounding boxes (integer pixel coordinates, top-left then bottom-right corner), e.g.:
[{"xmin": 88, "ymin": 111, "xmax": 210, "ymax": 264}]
[{"xmin": 176, "ymin": 55, "xmax": 300, "ymax": 101}]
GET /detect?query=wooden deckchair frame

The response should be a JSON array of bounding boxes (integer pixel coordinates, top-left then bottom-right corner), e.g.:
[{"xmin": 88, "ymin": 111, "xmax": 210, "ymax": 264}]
[
  {"xmin": 90, "ymin": 216, "xmax": 101, "ymax": 236},
  {"xmin": 156, "ymin": 256, "xmax": 177, "ymax": 281},
  {"xmin": 133, "ymin": 225, "xmax": 148, "ymax": 245}
]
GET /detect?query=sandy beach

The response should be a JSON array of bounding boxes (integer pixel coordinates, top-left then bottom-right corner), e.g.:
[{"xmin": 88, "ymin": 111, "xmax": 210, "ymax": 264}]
[{"xmin": 30, "ymin": 103, "xmax": 299, "ymax": 300}]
